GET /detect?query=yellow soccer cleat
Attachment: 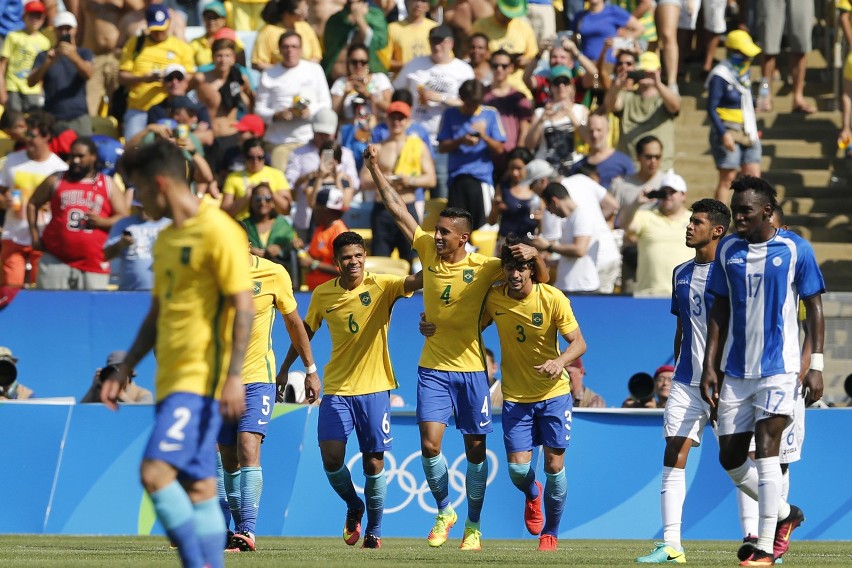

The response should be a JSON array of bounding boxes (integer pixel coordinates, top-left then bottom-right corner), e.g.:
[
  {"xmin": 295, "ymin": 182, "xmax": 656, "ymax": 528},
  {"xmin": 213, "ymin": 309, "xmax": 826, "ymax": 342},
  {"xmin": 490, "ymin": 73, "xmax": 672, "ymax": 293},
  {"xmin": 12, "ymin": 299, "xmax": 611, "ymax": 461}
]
[
  {"xmin": 427, "ymin": 507, "xmax": 457, "ymax": 547},
  {"xmin": 459, "ymin": 526, "xmax": 482, "ymax": 551}
]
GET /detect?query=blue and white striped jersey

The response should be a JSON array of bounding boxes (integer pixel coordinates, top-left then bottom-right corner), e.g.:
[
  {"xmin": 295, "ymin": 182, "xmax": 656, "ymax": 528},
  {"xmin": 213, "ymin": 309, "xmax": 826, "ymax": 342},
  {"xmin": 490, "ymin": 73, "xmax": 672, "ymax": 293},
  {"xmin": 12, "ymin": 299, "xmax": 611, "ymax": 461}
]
[
  {"xmin": 708, "ymin": 229, "xmax": 825, "ymax": 379},
  {"xmin": 671, "ymin": 259, "xmax": 714, "ymax": 386}
]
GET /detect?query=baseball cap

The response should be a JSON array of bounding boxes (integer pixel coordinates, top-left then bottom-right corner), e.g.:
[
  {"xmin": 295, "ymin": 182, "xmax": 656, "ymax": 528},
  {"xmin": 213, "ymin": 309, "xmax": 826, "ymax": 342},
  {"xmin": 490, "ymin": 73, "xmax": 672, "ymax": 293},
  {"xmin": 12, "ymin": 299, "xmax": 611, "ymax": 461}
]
[
  {"xmin": 24, "ymin": 1, "xmax": 45, "ymax": 14},
  {"xmin": 659, "ymin": 171, "xmax": 687, "ymax": 193},
  {"xmin": 497, "ymin": 0, "xmax": 527, "ymax": 19},
  {"xmin": 163, "ymin": 63, "xmax": 186, "ymax": 79},
  {"xmin": 638, "ymin": 51, "xmax": 661, "ymax": 72},
  {"xmin": 387, "ymin": 101, "xmax": 411, "ymax": 118},
  {"xmin": 311, "ymin": 108, "xmax": 338, "ymax": 135},
  {"xmin": 316, "ymin": 187, "xmax": 345, "ymax": 211},
  {"xmin": 201, "ymin": 0, "xmax": 226, "ymax": 17},
  {"xmin": 520, "ymin": 159, "xmax": 555, "ymax": 187},
  {"xmin": 234, "ymin": 113, "xmax": 265, "ymax": 137},
  {"xmin": 0, "ymin": 347, "xmax": 18, "ymax": 363},
  {"xmin": 212, "ymin": 27, "xmax": 237, "ymax": 42},
  {"xmin": 428, "ymin": 24, "xmax": 453, "ymax": 41},
  {"xmin": 549, "ymin": 65, "xmax": 574, "ymax": 80},
  {"xmin": 106, "ymin": 351, "xmax": 127, "ymax": 366},
  {"xmin": 725, "ymin": 29, "xmax": 761, "ymax": 58},
  {"xmin": 146, "ymin": 4, "xmax": 170, "ymax": 31},
  {"xmin": 654, "ymin": 364, "xmax": 675, "ymax": 377},
  {"xmin": 53, "ymin": 11, "xmax": 78, "ymax": 28}
]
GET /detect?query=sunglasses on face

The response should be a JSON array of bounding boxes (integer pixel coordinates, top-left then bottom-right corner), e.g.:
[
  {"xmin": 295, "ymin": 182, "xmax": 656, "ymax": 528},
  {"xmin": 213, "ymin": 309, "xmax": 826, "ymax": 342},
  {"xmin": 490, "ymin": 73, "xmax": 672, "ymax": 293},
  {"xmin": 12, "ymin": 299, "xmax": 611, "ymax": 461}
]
[
  {"xmin": 552, "ymin": 79, "xmax": 571, "ymax": 87},
  {"xmin": 641, "ymin": 154, "xmax": 662, "ymax": 160},
  {"xmin": 490, "ymin": 62, "xmax": 510, "ymax": 69},
  {"xmin": 349, "ymin": 59, "xmax": 369, "ymax": 66},
  {"xmin": 245, "ymin": 154, "xmax": 266, "ymax": 161},
  {"xmin": 165, "ymin": 73, "xmax": 184, "ymax": 82},
  {"xmin": 252, "ymin": 195, "xmax": 273, "ymax": 202}
]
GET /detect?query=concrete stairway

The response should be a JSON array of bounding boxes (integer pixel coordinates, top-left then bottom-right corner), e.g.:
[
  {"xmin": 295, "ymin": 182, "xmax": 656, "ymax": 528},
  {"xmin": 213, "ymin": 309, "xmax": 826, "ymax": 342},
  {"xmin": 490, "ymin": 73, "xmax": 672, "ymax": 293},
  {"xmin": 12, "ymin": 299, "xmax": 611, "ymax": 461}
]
[{"xmin": 671, "ymin": 50, "xmax": 851, "ymax": 291}]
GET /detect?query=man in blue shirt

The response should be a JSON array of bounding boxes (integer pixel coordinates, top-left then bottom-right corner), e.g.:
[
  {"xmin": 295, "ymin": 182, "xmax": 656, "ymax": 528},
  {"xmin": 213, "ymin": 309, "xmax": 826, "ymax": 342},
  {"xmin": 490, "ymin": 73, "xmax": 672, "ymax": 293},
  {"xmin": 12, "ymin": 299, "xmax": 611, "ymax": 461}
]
[
  {"xmin": 701, "ymin": 176, "xmax": 825, "ymax": 566},
  {"xmin": 437, "ymin": 79, "xmax": 505, "ymax": 230},
  {"xmin": 104, "ymin": 200, "xmax": 170, "ymax": 290}
]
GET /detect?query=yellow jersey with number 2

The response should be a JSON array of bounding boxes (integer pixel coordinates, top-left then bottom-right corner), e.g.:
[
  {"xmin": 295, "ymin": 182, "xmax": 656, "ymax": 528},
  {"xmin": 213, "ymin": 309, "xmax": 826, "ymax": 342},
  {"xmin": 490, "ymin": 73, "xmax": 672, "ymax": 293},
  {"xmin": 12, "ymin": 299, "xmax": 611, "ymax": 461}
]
[{"xmin": 152, "ymin": 201, "xmax": 252, "ymax": 401}]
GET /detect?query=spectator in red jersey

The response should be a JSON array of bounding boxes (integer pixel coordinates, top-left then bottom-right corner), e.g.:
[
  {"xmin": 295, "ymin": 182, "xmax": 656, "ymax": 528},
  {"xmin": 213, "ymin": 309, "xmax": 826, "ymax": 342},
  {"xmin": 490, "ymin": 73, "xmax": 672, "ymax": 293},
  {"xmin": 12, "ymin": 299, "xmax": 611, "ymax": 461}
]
[{"xmin": 26, "ymin": 136, "xmax": 127, "ymax": 290}]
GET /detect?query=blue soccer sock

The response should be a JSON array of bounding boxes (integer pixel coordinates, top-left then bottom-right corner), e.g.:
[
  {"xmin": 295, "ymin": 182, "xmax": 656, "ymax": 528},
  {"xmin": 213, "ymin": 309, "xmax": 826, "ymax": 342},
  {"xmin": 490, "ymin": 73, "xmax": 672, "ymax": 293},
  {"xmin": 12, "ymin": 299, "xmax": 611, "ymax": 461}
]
[
  {"xmin": 325, "ymin": 465, "xmax": 364, "ymax": 511},
  {"xmin": 224, "ymin": 470, "xmax": 242, "ymax": 528},
  {"xmin": 542, "ymin": 468, "xmax": 567, "ymax": 537},
  {"xmin": 215, "ymin": 453, "xmax": 231, "ymax": 529},
  {"xmin": 238, "ymin": 466, "xmax": 263, "ymax": 536},
  {"xmin": 421, "ymin": 453, "xmax": 450, "ymax": 510},
  {"xmin": 364, "ymin": 470, "xmax": 387, "ymax": 537},
  {"xmin": 465, "ymin": 460, "xmax": 488, "ymax": 524},
  {"xmin": 149, "ymin": 481, "xmax": 204, "ymax": 568},
  {"xmin": 507, "ymin": 461, "xmax": 539, "ymax": 500},
  {"xmin": 193, "ymin": 497, "xmax": 227, "ymax": 568}
]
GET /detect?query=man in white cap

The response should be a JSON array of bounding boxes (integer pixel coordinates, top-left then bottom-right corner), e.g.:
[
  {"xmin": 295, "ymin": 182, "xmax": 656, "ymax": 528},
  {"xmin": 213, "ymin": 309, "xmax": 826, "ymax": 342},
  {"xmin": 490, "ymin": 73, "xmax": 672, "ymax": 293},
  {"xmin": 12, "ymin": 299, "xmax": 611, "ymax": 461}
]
[
  {"xmin": 621, "ymin": 170, "xmax": 692, "ymax": 297},
  {"xmin": 29, "ymin": 12, "xmax": 94, "ymax": 135},
  {"xmin": 285, "ymin": 108, "xmax": 359, "ymax": 241}
]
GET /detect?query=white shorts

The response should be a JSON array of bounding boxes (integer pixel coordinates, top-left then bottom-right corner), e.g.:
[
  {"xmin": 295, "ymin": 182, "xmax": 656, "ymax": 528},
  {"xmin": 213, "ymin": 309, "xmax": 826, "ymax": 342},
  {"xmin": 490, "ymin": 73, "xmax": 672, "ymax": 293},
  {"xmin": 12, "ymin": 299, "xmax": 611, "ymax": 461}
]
[
  {"xmin": 678, "ymin": 0, "xmax": 727, "ymax": 33},
  {"xmin": 663, "ymin": 380, "xmax": 710, "ymax": 445},
  {"xmin": 780, "ymin": 387, "xmax": 805, "ymax": 464},
  {"xmin": 717, "ymin": 373, "xmax": 797, "ymax": 437}
]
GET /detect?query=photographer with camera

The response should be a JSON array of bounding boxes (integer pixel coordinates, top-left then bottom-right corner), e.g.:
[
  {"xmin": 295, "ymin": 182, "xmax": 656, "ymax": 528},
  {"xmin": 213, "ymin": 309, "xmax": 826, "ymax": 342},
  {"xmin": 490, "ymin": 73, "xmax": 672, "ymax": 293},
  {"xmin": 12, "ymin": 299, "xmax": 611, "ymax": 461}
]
[
  {"xmin": 0, "ymin": 347, "xmax": 33, "ymax": 400},
  {"xmin": 621, "ymin": 365, "xmax": 672, "ymax": 408},
  {"xmin": 28, "ymin": 12, "xmax": 94, "ymax": 137},
  {"xmin": 81, "ymin": 350, "xmax": 153, "ymax": 404}
]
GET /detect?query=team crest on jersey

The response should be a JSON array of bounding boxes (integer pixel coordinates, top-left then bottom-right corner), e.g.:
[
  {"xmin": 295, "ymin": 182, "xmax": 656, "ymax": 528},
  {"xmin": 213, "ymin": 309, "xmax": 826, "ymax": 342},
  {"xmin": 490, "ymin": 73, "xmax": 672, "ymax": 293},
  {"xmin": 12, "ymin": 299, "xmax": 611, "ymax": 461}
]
[
  {"xmin": 359, "ymin": 291, "xmax": 371, "ymax": 306},
  {"xmin": 252, "ymin": 281, "xmax": 262, "ymax": 295},
  {"xmin": 463, "ymin": 269, "xmax": 474, "ymax": 283},
  {"xmin": 180, "ymin": 247, "xmax": 191, "ymax": 265},
  {"xmin": 531, "ymin": 313, "xmax": 543, "ymax": 326},
  {"xmin": 772, "ymin": 257, "xmax": 783, "ymax": 267}
]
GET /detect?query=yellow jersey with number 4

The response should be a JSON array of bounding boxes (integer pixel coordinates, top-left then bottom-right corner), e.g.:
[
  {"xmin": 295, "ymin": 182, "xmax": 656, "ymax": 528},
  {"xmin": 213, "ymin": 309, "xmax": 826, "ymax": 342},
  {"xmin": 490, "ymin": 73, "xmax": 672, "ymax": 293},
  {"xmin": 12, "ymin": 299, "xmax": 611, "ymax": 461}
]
[
  {"xmin": 483, "ymin": 283, "xmax": 579, "ymax": 403},
  {"xmin": 244, "ymin": 255, "xmax": 298, "ymax": 385},
  {"xmin": 413, "ymin": 226, "xmax": 502, "ymax": 372},
  {"xmin": 305, "ymin": 273, "xmax": 412, "ymax": 396},
  {"xmin": 152, "ymin": 201, "xmax": 252, "ymax": 401}
]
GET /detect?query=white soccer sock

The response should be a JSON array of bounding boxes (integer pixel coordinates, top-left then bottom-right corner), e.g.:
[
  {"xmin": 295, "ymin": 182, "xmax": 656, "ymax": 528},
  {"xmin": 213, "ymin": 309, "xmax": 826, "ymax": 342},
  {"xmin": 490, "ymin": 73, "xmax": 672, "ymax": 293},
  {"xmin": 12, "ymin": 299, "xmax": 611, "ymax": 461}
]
[
  {"xmin": 661, "ymin": 466, "xmax": 686, "ymax": 551},
  {"xmin": 780, "ymin": 468, "xmax": 790, "ymax": 502},
  {"xmin": 725, "ymin": 459, "xmax": 759, "ymax": 501},
  {"xmin": 755, "ymin": 457, "xmax": 782, "ymax": 553},
  {"xmin": 736, "ymin": 488, "xmax": 759, "ymax": 538}
]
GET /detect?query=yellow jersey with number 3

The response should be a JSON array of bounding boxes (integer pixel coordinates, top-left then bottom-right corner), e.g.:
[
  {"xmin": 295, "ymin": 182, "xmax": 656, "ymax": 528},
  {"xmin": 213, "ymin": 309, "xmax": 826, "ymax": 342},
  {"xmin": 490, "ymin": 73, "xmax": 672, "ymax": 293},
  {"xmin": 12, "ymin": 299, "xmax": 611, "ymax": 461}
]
[
  {"xmin": 413, "ymin": 226, "xmax": 503, "ymax": 372},
  {"xmin": 305, "ymin": 273, "xmax": 412, "ymax": 396},
  {"xmin": 152, "ymin": 202, "xmax": 252, "ymax": 401},
  {"xmin": 484, "ymin": 283, "xmax": 579, "ymax": 403},
  {"xmin": 244, "ymin": 255, "xmax": 298, "ymax": 385}
]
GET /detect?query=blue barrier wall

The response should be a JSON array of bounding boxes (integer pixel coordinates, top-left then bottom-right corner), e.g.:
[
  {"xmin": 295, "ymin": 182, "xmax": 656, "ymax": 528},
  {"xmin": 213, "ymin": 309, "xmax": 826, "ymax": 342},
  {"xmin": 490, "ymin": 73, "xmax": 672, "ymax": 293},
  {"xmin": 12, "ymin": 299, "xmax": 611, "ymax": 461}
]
[
  {"xmin": 2, "ymin": 402, "xmax": 851, "ymax": 539},
  {"xmin": 1, "ymin": 291, "xmax": 674, "ymax": 408}
]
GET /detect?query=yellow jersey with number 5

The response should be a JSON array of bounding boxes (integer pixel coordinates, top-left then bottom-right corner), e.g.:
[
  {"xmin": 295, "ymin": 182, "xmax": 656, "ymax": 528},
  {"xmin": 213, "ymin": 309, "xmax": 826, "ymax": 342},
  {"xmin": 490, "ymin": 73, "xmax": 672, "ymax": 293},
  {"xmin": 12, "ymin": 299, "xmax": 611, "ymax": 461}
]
[
  {"xmin": 305, "ymin": 273, "xmax": 412, "ymax": 396},
  {"xmin": 484, "ymin": 283, "xmax": 579, "ymax": 403},
  {"xmin": 413, "ymin": 226, "xmax": 503, "ymax": 372},
  {"xmin": 152, "ymin": 202, "xmax": 252, "ymax": 401},
  {"xmin": 244, "ymin": 255, "xmax": 298, "ymax": 385}
]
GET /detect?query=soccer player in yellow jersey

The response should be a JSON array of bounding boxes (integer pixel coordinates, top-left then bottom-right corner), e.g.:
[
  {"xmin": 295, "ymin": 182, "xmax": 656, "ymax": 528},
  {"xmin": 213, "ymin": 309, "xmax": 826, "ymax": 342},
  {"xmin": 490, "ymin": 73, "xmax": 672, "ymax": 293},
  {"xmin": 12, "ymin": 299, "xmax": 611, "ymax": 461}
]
[
  {"xmin": 278, "ymin": 231, "xmax": 422, "ymax": 549},
  {"xmin": 101, "ymin": 140, "xmax": 254, "ymax": 568},
  {"xmin": 481, "ymin": 235, "xmax": 586, "ymax": 552},
  {"xmin": 218, "ymin": 252, "xmax": 318, "ymax": 553},
  {"xmin": 363, "ymin": 144, "xmax": 548, "ymax": 550}
]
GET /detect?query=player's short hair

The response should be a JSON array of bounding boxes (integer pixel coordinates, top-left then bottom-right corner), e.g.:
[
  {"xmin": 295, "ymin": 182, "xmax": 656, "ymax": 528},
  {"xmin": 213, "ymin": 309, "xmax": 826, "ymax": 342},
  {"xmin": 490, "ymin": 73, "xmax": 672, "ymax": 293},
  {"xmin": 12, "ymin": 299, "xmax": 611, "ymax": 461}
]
[
  {"xmin": 691, "ymin": 198, "xmax": 731, "ymax": 232},
  {"xmin": 490, "ymin": 49, "xmax": 514, "ymax": 64},
  {"xmin": 211, "ymin": 38, "xmax": 236, "ymax": 54},
  {"xmin": 458, "ymin": 79, "xmax": 485, "ymax": 104},
  {"xmin": 332, "ymin": 231, "xmax": 366, "ymax": 257},
  {"xmin": 499, "ymin": 233, "xmax": 536, "ymax": 274},
  {"xmin": 278, "ymin": 30, "xmax": 302, "ymax": 47},
  {"xmin": 541, "ymin": 181, "xmax": 568, "ymax": 201},
  {"xmin": 119, "ymin": 139, "xmax": 190, "ymax": 185},
  {"xmin": 635, "ymin": 135, "xmax": 662, "ymax": 156},
  {"xmin": 730, "ymin": 175, "xmax": 778, "ymax": 208},
  {"xmin": 439, "ymin": 207, "xmax": 473, "ymax": 232},
  {"xmin": 72, "ymin": 136, "xmax": 98, "ymax": 157},
  {"xmin": 771, "ymin": 203, "xmax": 785, "ymax": 226}
]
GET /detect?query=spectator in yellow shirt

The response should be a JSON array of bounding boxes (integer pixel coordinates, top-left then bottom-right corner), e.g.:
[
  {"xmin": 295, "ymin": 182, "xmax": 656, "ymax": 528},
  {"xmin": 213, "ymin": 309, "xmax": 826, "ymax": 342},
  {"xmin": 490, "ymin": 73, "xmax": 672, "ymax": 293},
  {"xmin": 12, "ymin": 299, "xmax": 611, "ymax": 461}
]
[
  {"xmin": 252, "ymin": 0, "xmax": 322, "ymax": 71},
  {"xmin": 191, "ymin": 1, "xmax": 245, "ymax": 67},
  {"xmin": 379, "ymin": 0, "xmax": 436, "ymax": 73},
  {"xmin": 0, "ymin": 1, "xmax": 50, "ymax": 113},
  {"xmin": 471, "ymin": 0, "xmax": 538, "ymax": 71}
]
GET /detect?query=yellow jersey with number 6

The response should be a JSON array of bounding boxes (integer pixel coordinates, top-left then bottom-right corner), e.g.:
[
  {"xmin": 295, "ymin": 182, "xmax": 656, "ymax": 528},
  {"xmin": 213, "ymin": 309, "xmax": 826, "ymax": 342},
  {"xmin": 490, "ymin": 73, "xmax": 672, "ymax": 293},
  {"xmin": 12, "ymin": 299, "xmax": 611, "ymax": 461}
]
[
  {"xmin": 484, "ymin": 283, "xmax": 579, "ymax": 403},
  {"xmin": 244, "ymin": 255, "xmax": 298, "ymax": 385},
  {"xmin": 413, "ymin": 226, "xmax": 502, "ymax": 372},
  {"xmin": 152, "ymin": 202, "xmax": 252, "ymax": 401},
  {"xmin": 305, "ymin": 273, "xmax": 412, "ymax": 396}
]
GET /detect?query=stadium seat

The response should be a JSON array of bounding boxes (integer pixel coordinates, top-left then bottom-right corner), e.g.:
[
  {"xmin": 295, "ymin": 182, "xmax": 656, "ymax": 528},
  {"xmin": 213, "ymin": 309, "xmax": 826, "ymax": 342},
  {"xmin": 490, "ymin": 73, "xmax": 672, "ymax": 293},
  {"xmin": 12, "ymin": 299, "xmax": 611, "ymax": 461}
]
[
  {"xmin": 365, "ymin": 256, "xmax": 410, "ymax": 277},
  {"xmin": 90, "ymin": 116, "xmax": 120, "ymax": 139},
  {"xmin": 470, "ymin": 229, "xmax": 498, "ymax": 256},
  {"xmin": 422, "ymin": 197, "xmax": 447, "ymax": 231}
]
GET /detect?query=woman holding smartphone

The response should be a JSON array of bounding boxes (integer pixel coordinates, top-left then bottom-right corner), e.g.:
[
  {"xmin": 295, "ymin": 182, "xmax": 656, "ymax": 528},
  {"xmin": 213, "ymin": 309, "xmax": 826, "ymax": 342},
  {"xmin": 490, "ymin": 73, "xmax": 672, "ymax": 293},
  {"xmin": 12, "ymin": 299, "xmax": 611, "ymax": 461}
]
[{"xmin": 221, "ymin": 137, "xmax": 292, "ymax": 221}]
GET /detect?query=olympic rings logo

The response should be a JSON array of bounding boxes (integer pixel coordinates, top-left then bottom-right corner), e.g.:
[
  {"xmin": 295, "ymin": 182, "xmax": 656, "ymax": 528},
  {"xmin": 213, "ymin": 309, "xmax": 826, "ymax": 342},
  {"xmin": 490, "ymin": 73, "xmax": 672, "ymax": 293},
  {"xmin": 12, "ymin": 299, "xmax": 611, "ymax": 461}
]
[{"xmin": 346, "ymin": 449, "xmax": 500, "ymax": 514}]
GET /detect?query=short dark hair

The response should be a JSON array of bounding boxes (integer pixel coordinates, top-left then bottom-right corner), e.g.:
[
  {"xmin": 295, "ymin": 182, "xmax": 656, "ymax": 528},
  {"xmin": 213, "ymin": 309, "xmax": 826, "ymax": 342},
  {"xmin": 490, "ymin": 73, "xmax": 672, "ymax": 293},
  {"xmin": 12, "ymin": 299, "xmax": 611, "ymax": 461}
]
[
  {"xmin": 332, "ymin": 231, "xmax": 366, "ymax": 257},
  {"xmin": 72, "ymin": 136, "xmax": 99, "ymax": 157},
  {"xmin": 347, "ymin": 42, "xmax": 369, "ymax": 58},
  {"xmin": 211, "ymin": 38, "xmax": 236, "ymax": 54},
  {"xmin": 242, "ymin": 137, "xmax": 265, "ymax": 157},
  {"xmin": 500, "ymin": 233, "xmax": 536, "ymax": 275},
  {"xmin": 469, "ymin": 32, "xmax": 490, "ymax": 46},
  {"xmin": 391, "ymin": 88, "xmax": 413, "ymax": 106},
  {"xmin": 691, "ymin": 198, "xmax": 731, "ymax": 231},
  {"xmin": 439, "ymin": 207, "xmax": 473, "ymax": 232},
  {"xmin": 730, "ymin": 175, "xmax": 778, "ymax": 208},
  {"xmin": 458, "ymin": 79, "xmax": 485, "ymax": 104},
  {"xmin": 541, "ymin": 181, "xmax": 568, "ymax": 201},
  {"xmin": 26, "ymin": 110, "xmax": 55, "ymax": 139},
  {"xmin": 0, "ymin": 110, "xmax": 24, "ymax": 130},
  {"xmin": 279, "ymin": 30, "xmax": 302, "ymax": 46},
  {"xmin": 119, "ymin": 139, "xmax": 190, "ymax": 184},
  {"xmin": 490, "ymin": 49, "xmax": 514, "ymax": 63},
  {"xmin": 506, "ymin": 146, "xmax": 533, "ymax": 164},
  {"xmin": 635, "ymin": 135, "xmax": 662, "ymax": 156}
]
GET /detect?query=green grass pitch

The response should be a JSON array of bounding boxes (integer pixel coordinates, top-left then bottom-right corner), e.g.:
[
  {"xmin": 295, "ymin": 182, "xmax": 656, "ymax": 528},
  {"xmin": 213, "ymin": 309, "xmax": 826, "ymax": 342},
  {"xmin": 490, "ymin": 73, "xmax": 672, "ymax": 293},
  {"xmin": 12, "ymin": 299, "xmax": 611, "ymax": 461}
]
[{"xmin": 1, "ymin": 536, "xmax": 851, "ymax": 566}]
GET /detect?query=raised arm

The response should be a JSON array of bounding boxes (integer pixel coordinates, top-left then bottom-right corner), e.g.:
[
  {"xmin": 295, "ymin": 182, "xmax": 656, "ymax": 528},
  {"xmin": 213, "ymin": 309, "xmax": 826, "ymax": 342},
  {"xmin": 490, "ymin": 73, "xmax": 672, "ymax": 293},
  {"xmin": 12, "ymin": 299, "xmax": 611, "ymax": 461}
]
[{"xmin": 363, "ymin": 144, "xmax": 419, "ymax": 242}]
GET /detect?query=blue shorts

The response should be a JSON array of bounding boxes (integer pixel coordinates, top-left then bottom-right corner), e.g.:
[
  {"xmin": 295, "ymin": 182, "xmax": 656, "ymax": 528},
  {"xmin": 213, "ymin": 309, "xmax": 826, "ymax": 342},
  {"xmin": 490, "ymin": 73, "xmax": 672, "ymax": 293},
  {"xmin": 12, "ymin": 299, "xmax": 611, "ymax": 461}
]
[
  {"xmin": 317, "ymin": 392, "xmax": 393, "ymax": 453},
  {"xmin": 710, "ymin": 129, "xmax": 762, "ymax": 170},
  {"xmin": 416, "ymin": 367, "xmax": 493, "ymax": 435},
  {"xmin": 144, "ymin": 392, "xmax": 222, "ymax": 481},
  {"xmin": 217, "ymin": 383, "xmax": 276, "ymax": 446},
  {"xmin": 502, "ymin": 394, "xmax": 573, "ymax": 453}
]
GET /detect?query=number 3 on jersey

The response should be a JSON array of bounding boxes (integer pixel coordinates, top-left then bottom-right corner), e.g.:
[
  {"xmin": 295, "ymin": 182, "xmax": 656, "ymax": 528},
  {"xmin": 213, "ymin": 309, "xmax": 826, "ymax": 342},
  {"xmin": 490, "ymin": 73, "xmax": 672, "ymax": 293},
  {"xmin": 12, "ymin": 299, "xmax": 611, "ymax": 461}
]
[{"xmin": 440, "ymin": 285, "xmax": 451, "ymax": 305}]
